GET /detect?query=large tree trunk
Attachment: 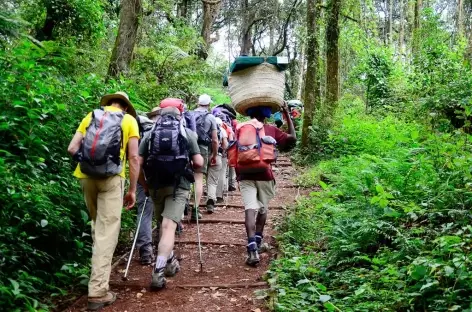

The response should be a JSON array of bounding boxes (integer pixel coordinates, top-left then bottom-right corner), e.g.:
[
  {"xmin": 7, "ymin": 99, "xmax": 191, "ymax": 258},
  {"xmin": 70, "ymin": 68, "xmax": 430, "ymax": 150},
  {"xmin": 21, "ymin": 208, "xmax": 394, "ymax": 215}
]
[
  {"xmin": 297, "ymin": 44, "xmax": 306, "ymax": 100},
  {"xmin": 178, "ymin": 0, "xmax": 191, "ymax": 20},
  {"xmin": 199, "ymin": 0, "xmax": 222, "ymax": 59},
  {"xmin": 107, "ymin": 0, "xmax": 142, "ymax": 78},
  {"xmin": 325, "ymin": 0, "xmax": 341, "ymax": 116},
  {"xmin": 388, "ymin": 0, "xmax": 393, "ymax": 46},
  {"xmin": 239, "ymin": 0, "xmax": 253, "ymax": 55},
  {"xmin": 301, "ymin": 0, "xmax": 320, "ymax": 149},
  {"xmin": 399, "ymin": 0, "xmax": 405, "ymax": 59},
  {"xmin": 457, "ymin": 0, "xmax": 464, "ymax": 37}
]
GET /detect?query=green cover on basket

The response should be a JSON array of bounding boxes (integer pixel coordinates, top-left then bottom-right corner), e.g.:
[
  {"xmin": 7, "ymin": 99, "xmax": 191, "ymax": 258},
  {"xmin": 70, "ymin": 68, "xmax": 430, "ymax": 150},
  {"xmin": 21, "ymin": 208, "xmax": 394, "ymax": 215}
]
[{"xmin": 223, "ymin": 56, "xmax": 288, "ymax": 86}]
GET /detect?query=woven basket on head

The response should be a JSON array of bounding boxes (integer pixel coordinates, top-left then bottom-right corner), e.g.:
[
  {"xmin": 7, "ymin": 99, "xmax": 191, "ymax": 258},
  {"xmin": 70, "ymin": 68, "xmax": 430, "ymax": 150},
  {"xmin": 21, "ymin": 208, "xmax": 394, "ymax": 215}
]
[{"xmin": 228, "ymin": 62, "xmax": 285, "ymax": 116}]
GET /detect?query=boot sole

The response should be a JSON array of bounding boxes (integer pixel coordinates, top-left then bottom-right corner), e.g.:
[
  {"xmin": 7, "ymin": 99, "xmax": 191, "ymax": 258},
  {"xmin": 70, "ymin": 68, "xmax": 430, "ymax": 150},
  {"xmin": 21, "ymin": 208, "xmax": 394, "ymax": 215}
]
[{"xmin": 87, "ymin": 292, "xmax": 117, "ymax": 311}]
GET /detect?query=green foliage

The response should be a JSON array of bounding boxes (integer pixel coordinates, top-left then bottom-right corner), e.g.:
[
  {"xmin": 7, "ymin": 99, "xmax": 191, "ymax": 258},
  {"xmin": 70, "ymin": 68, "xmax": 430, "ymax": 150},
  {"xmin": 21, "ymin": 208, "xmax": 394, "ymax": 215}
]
[{"xmin": 271, "ymin": 109, "xmax": 472, "ymax": 311}]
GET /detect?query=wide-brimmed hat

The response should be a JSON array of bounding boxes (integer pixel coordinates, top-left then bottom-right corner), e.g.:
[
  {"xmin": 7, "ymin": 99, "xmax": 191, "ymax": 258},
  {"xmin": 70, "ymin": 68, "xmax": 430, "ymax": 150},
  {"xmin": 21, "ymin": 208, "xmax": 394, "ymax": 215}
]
[
  {"xmin": 147, "ymin": 107, "xmax": 161, "ymax": 118},
  {"xmin": 100, "ymin": 91, "xmax": 137, "ymax": 118}
]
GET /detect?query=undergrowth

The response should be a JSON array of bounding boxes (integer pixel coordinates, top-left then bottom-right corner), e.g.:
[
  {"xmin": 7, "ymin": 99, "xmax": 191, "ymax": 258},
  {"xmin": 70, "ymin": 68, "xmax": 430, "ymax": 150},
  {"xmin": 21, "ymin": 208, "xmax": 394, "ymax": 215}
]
[{"xmin": 268, "ymin": 105, "xmax": 472, "ymax": 311}]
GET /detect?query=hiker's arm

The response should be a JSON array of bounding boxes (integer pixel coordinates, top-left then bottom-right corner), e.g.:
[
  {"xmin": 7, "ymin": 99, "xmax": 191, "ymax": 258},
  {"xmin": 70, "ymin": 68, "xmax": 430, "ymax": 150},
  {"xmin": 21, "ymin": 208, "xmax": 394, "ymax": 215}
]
[
  {"xmin": 222, "ymin": 136, "xmax": 228, "ymax": 150},
  {"xmin": 282, "ymin": 104, "xmax": 297, "ymax": 144},
  {"xmin": 138, "ymin": 156, "xmax": 148, "ymax": 193},
  {"xmin": 211, "ymin": 129, "xmax": 218, "ymax": 158},
  {"xmin": 124, "ymin": 137, "xmax": 139, "ymax": 209},
  {"xmin": 67, "ymin": 132, "xmax": 83, "ymax": 158},
  {"xmin": 192, "ymin": 154, "xmax": 204, "ymax": 169}
]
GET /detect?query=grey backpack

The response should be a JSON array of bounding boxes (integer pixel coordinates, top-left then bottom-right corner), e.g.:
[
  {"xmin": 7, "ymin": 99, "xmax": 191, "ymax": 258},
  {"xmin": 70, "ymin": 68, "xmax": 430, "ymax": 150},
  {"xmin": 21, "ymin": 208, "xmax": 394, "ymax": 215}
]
[{"xmin": 79, "ymin": 109, "xmax": 125, "ymax": 178}]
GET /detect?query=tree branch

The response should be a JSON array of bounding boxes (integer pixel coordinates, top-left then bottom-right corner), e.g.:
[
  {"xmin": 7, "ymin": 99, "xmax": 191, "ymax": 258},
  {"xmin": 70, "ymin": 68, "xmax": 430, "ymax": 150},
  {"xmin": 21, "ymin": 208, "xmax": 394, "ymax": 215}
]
[{"xmin": 273, "ymin": 0, "xmax": 300, "ymax": 56}]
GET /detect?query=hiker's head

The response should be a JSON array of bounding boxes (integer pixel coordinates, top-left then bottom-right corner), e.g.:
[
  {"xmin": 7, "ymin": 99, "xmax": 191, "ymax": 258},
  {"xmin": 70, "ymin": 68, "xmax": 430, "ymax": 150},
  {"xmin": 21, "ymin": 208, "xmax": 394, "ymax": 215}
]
[
  {"xmin": 198, "ymin": 94, "xmax": 212, "ymax": 109},
  {"xmin": 246, "ymin": 106, "xmax": 272, "ymax": 122},
  {"xmin": 100, "ymin": 91, "xmax": 137, "ymax": 118},
  {"xmin": 147, "ymin": 107, "xmax": 161, "ymax": 121}
]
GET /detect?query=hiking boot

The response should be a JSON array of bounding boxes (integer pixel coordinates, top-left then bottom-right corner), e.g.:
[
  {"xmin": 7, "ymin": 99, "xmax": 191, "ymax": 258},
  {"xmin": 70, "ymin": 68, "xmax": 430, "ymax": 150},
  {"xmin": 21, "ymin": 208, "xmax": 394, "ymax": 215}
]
[
  {"xmin": 206, "ymin": 199, "xmax": 215, "ymax": 214},
  {"xmin": 258, "ymin": 242, "xmax": 270, "ymax": 254},
  {"xmin": 164, "ymin": 255, "xmax": 180, "ymax": 277},
  {"xmin": 150, "ymin": 268, "xmax": 166, "ymax": 290},
  {"xmin": 216, "ymin": 197, "xmax": 224, "ymax": 204},
  {"xmin": 87, "ymin": 291, "xmax": 117, "ymax": 311},
  {"xmin": 140, "ymin": 254, "xmax": 152, "ymax": 265},
  {"xmin": 228, "ymin": 185, "xmax": 237, "ymax": 192},
  {"xmin": 245, "ymin": 249, "xmax": 260, "ymax": 267},
  {"xmin": 190, "ymin": 209, "xmax": 203, "ymax": 221}
]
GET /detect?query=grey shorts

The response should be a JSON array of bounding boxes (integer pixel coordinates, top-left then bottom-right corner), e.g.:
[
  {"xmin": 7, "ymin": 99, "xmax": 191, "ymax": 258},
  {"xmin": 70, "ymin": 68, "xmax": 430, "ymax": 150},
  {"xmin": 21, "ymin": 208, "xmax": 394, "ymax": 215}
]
[
  {"xmin": 239, "ymin": 180, "xmax": 276, "ymax": 215},
  {"xmin": 149, "ymin": 187, "xmax": 190, "ymax": 223}
]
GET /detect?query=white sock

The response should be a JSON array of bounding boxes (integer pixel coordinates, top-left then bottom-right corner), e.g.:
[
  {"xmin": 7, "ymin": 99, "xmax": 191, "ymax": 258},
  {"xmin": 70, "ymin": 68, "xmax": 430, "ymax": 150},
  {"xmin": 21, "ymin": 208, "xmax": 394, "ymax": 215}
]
[{"xmin": 155, "ymin": 256, "xmax": 167, "ymax": 270}]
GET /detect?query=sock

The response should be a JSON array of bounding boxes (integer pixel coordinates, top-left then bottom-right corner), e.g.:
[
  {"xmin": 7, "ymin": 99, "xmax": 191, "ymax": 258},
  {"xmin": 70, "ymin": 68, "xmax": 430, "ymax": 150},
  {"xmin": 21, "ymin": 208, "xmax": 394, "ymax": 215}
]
[
  {"xmin": 167, "ymin": 251, "xmax": 174, "ymax": 262},
  {"xmin": 155, "ymin": 256, "xmax": 167, "ymax": 271},
  {"xmin": 247, "ymin": 237, "xmax": 257, "ymax": 251},
  {"xmin": 255, "ymin": 232, "xmax": 263, "ymax": 245}
]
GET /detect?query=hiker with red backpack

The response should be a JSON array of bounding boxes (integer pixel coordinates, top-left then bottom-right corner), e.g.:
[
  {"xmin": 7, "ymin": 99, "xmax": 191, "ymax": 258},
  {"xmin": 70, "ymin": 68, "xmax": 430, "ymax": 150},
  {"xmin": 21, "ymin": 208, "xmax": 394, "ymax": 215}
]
[
  {"xmin": 228, "ymin": 104, "xmax": 296, "ymax": 266},
  {"xmin": 138, "ymin": 98, "xmax": 203, "ymax": 290},
  {"xmin": 191, "ymin": 94, "xmax": 219, "ymax": 217},
  {"xmin": 67, "ymin": 91, "xmax": 140, "ymax": 310}
]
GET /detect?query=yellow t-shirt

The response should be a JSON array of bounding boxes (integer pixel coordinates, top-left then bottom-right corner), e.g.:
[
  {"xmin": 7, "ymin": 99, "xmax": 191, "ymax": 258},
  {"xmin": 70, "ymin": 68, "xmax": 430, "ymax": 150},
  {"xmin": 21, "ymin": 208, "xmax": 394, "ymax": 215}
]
[{"xmin": 73, "ymin": 106, "xmax": 140, "ymax": 179}]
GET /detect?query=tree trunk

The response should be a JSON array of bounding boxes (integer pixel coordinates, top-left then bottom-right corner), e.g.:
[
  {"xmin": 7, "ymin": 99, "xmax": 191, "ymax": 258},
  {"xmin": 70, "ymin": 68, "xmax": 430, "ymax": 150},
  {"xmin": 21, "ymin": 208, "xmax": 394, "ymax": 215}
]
[
  {"xmin": 399, "ymin": 0, "xmax": 405, "ymax": 59},
  {"xmin": 297, "ymin": 44, "xmax": 306, "ymax": 100},
  {"xmin": 457, "ymin": 0, "xmax": 464, "ymax": 37},
  {"xmin": 301, "ymin": 0, "xmax": 320, "ymax": 149},
  {"xmin": 239, "ymin": 0, "xmax": 253, "ymax": 55},
  {"xmin": 412, "ymin": 0, "xmax": 421, "ymax": 55},
  {"xmin": 325, "ymin": 0, "xmax": 341, "ymax": 115},
  {"xmin": 388, "ymin": 0, "xmax": 393, "ymax": 46},
  {"xmin": 107, "ymin": 0, "xmax": 142, "ymax": 78},
  {"xmin": 199, "ymin": 0, "xmax": 222, "ymax": 59},
  {"xmin": 178, "ymin": 0, "xmax": 190, "ymax": 20}
]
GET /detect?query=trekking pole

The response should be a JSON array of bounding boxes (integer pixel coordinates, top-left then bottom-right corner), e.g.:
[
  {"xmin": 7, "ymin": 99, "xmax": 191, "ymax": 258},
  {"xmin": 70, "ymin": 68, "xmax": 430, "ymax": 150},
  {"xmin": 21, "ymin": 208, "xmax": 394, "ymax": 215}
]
[
  {"xmin": 122, "ymin": 196, "xmax": 148, "ymax": 281},
  {"xmin": 193, "ymin": 183, "xmax": 204, "ymax": 273}
]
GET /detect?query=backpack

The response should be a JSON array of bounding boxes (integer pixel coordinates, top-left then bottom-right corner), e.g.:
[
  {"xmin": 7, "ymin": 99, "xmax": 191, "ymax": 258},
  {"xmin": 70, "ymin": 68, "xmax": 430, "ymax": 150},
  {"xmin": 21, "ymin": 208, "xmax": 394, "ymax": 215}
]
[
  {"xmin": 144, "ymin": 113, "xmax": 191, "ymax": 190},
  {"xmin": 183, "ymin": 111, "xmax": 197, "ymax": 132},
  {"xmin": 228, "ymin": 119, "xmax": 277, "ymax": 174},
  {"xmin": 79, "ymin": 109, "xmax": 124, "ymax": 178},
  {"xmin": 194, "ymin": 112, "xmax": 212, "ymax": 146}
]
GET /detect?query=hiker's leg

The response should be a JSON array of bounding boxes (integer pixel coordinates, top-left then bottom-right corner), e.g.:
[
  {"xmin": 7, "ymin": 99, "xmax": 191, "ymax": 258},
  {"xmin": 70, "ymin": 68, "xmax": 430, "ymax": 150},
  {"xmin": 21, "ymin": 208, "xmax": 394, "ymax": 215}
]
[
  {"xmin": 240, "ymin": 180, "xmax": 263, "ymax": 238},
  {"xmin": 80, "ymin": 178, "xmax": 98, "ymax": 241},
  {"xmin": 150, "ymin": 188, "xmax": 166, "ymax": 243},
  {"xmin": 207, "ymin": 155, "xmax": 222, "ymax": 202},
  {"xmin": 88, "ymin": 176, "xmax": 124, "ymax": 298},
  {"xmin": 156, "ymin": 188, "xmax": 188, "ymax": 266},
  {"xmin": 255, "ymin": 180, "xmax": 276, "ymax": 241},
  {"xmin": 195, "ymin": 148, "xmax": 209, "ymax": 207},
  {"xmin": 228, "ymin": 167, "xmax": 237, "ymax": 190},
  {"xmin": 217, "ymin": 157, "xmax": 228, "ymax": 199},
  {"xmin": 136, "ymin": 184, "xmax": 153, "ymax": 260}
]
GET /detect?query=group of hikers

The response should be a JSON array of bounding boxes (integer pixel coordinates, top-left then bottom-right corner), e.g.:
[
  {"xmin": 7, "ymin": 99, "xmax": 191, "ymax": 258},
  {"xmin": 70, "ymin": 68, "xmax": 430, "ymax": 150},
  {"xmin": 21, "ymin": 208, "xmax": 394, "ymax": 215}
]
[{"xmin": 67, "ymin": 91, "xmax": 297, "ymax": 310}]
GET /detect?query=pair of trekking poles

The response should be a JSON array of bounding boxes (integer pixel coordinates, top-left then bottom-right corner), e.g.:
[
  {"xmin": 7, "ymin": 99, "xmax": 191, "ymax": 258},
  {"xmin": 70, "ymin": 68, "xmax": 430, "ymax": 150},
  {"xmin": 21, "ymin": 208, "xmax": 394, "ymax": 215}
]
[{"xmin": 122, "ymin": 184, "xmax": 204, "ymax": 281}]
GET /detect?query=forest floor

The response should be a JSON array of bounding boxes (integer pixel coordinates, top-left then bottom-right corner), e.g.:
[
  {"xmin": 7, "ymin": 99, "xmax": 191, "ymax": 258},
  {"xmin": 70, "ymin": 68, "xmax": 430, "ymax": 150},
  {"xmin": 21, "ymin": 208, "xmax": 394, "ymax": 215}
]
[{"xmin": 66, "ymin": 156, "xmax": 305, "ymax": 312}]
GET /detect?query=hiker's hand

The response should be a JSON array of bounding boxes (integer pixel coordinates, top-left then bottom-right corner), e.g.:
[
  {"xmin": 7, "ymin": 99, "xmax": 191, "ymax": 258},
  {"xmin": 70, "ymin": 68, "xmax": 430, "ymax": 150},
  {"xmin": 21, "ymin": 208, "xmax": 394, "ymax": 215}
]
[
  {"xmin": 124, "ymin": 191, "xmax": 136, "ymax": 210},
  {"xmin": 210, "ymin": 155, "xmax": 217, "ymax": 166},
  {"xmin": 282, "ymin": 102, "xmax": 289, "ymax": 112}
]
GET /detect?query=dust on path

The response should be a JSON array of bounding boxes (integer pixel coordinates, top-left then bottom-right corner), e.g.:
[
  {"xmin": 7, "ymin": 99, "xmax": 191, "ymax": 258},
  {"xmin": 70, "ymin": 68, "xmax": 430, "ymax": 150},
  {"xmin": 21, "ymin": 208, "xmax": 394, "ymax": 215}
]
[{"xmin": 66, "ymin": 157, "xmax": 298, "ymax": 312}]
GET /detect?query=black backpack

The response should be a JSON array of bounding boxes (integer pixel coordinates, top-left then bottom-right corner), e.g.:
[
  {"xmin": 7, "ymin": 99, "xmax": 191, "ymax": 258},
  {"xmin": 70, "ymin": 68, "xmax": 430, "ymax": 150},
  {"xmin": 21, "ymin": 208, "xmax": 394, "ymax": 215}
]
[
  {"xmin": 79, "ymin": 109, "xmax": 124, "ymax": 178},
  {"xmin": 194, "ymin": 112, "xmax": 212, "ymax": 146},
  {"xmin": 144, "ymin": 113, "xmax": 193, "ymax": 191}
]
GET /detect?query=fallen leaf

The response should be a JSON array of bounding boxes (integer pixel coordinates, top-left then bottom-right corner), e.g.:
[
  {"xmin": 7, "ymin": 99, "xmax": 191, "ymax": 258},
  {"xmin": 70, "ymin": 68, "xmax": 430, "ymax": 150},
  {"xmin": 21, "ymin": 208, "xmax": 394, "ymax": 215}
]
[
  {"xmin": 230, "ymin": 298, "xmax": 237, "ymax": 302},
  {"xmin": 252, "ymin": 309, "xmax": 262, "ymax": 312},
  {"xmin": 136, "ymin": 292, "xmax": 143, "ymax": 299},
  {"xmin": 189, "ymin": 296, "xmax": 194, "ymax": 302},
  {"xmin": 214, "ymin": 276, "xmax": 220, "ymax": 279},
  {"xmin": 141, "ymin": 288, "xmax": 146, "ymax": 293},
  {"xmin": 227, "ymin": 264, "xmax": 232, "ymax": 268},
  {"xmin": 210, "ymin": 287, "xmax": 219, "ymax": 291},
  {"xmin": 212, "ymin": 291, "xmax": 224, "ymax": 299}
]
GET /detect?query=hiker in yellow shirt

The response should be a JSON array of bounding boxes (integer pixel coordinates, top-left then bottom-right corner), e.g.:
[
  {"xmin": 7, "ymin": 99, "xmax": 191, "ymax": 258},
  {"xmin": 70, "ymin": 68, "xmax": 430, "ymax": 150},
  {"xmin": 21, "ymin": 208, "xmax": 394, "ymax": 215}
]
[{"xmin": 67, "ymin": 91, "xmax": 140, "ymax": 311}]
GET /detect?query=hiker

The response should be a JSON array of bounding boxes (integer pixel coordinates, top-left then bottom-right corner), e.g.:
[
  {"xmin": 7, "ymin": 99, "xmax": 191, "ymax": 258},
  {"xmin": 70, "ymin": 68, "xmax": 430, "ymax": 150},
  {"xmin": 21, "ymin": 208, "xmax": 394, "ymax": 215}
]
[
  {"xmin": 235, "ymin": 104, "xmax": 296, "ymax": 266},
  {"xmin": 191, "ymin": 94, "xmax": 218, "ymax": 218},
  {"xmin": 212, "ymin": 112, "xmax": 234, "ymax": 202},
  {"xmin": 138, "ymin": 98, "xmax": 203, "ymax": 289},
  {"xmin": 67, "ymin": 91, "xmax": 140, "ymax": 310},
  {"xmin": 134, "ymin": 108, "xmax": 160, "ymax": 265}
]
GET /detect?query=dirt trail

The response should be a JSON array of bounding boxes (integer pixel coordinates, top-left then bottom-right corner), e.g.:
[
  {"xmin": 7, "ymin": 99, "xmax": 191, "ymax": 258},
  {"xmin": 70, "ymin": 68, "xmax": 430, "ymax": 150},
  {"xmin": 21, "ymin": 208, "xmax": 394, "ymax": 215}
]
[{"xmin": 67, "ymin": 157, "xmax": 302, "ymax": 312}]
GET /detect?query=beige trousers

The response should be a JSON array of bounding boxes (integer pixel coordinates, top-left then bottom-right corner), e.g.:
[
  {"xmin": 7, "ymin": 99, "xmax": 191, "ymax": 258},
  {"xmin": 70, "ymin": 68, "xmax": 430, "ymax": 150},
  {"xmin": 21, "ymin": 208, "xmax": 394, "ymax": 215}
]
[
  {"xmin": 239, "ymin": 180, "xmax": 276, "ymax": 215},
  {"xmin": 80, "ymin": 176, "xmax": 124, "ymax": 298},
  {"xmin": 206, "ymin": 155, "xmax": 222, "ymax": 202},
  {"xmin": 216, "ymin": 157, "xmax": 228, "ymax": 198}
]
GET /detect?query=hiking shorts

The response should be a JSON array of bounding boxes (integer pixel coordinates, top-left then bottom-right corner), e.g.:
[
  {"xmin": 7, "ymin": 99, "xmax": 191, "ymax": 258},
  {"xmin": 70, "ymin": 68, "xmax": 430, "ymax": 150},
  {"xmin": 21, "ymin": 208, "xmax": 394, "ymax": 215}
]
[
  {"xmin": 239, "ymin": 180, "xmax": 276, "ymax": 215},
  {"xmin": 149, "ymin": 187, "xmax": 189, "ymax": 224}
]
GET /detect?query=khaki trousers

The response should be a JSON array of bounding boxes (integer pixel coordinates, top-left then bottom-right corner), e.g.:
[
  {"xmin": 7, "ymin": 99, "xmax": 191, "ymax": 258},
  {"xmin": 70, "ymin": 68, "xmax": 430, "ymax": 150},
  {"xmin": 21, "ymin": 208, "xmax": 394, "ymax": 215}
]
[
  {"xmin": 217, "ymin": 157, "xmax": 228, "ymax": 198},
  {"xmin": 80, "ymin": 176, "xmax": 124, "ymax": 298},
  {"xmin": 206, "ymin": 155, "xmax": 222, "ymax": 202}
]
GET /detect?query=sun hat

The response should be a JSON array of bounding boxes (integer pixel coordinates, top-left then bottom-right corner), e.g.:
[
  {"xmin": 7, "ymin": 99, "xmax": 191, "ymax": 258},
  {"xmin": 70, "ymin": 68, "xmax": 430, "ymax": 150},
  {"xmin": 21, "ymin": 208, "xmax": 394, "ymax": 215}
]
[
  {"xmin": 100, "ymin": 91, "xmax": 137, "ymax": 118},
  {"xmin": 146, "ymin": 107, "xmax": 161, "ymax": 118},
  {"xmin": 198, "ymin": 94, "xmax": 212, "ymax": 106}
]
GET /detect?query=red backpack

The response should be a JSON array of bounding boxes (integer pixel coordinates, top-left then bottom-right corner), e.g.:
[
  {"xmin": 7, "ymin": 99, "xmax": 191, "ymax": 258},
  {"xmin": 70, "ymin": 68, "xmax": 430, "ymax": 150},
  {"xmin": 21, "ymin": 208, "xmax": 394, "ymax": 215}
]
[{"xmin": 228, "ymin": 119, "xmax": 277, "ymax": 174}]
